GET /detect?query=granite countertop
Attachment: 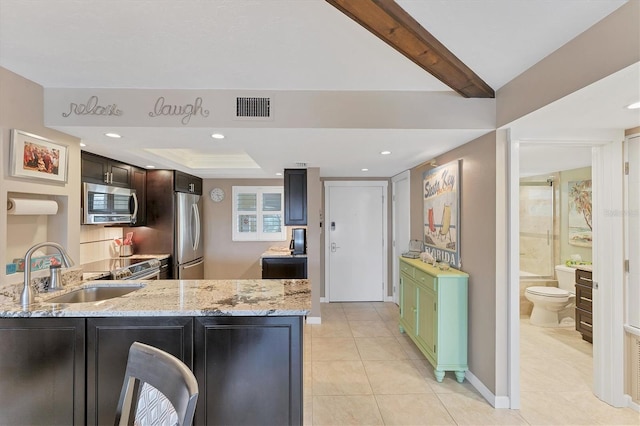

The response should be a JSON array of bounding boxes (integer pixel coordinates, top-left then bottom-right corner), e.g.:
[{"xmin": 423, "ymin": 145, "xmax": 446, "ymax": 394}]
[
  {"xmin": 0, "ymin": 279, "xmax": 311, "ymax": 318},
  {"xmin": 261, "ymin": 251, "xmax": 307, "ymax": 258}
]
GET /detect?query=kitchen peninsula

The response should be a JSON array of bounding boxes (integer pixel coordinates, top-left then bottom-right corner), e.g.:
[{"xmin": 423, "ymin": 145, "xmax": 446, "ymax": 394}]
[{"xmin": 0, "ymin": 278, "xmax": 310, "ymax": 425}]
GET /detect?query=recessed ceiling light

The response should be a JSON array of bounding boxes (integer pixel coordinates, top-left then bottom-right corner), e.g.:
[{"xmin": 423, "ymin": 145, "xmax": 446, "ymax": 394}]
[
  {"xmin": 627, "ymin": 101, "xmax": 640, "ymax": 109},
  {"xmin": 380, "ymin": 150, "xmax": 391, "ymax": 155},
  {"xmin": 105, "ymin": 132, "xmax": 121, "ymax": 138},
  {"xmin": 275, "ymin": 172, "xmax": 282, "ymax": 176},
  {"xmin": 361, "ymin": 168, "xmax": 369, "ymax": 172},
  {"xmin": 146, "ymin": 165, "xmax": 156, "ymax": 169},
  {"xmin": 79, "ymin": 142, "xmax": 86, "ymax": 147},
  {"xmin": 211, "ymin": 133, "xmax": 225, "ymax": 139}
]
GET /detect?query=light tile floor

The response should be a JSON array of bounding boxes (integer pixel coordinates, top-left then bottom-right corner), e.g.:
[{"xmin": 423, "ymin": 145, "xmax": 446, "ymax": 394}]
[{"xmin": 304, "ymin": 302, "xmax": 640, "ymax": 425}]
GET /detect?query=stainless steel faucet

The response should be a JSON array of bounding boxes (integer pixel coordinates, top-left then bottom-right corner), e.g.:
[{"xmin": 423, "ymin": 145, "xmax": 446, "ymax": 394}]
[{"xmin": 21, "ymin": 242, "xmax": 75, "ymax": 309}]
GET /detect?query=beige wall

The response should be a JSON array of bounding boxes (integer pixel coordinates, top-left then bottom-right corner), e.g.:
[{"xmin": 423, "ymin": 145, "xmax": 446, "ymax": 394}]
[
  {"xmin": 410, "ymin": 131, "xmax": 498, "ymax": 393},
  {"xmin": 497, "ymin": 0, "xmax": 640, "ymax": 127},
  {"xmin": 0, "ymin": 67, "xmax": 81, "ymax": 286},
  {"xmin": 202, "ymin": 178, "xmax": 287, "ymax": 279}
]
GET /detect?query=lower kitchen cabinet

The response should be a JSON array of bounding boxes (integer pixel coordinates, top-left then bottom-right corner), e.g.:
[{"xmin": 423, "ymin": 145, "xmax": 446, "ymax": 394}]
[
  {"xmin": 0, "ymin": 315, "xmax": 303, "ymax": 425},
  {"xmin": 86, "ymin": 317, "xmax": 193, "ymax": 425},
  {"xmin": 399, "ymin": 257, "xmax": 468, "ymax": 383},
  {"xmin": 0, "ymin": 318, "xmax": 86, "ymax": 425},
  {"xmin": 194, "ymin": 316, "xmax": 304, "ymax": 426},
  {"xmin": 262, "ymin": 256, "xmax": 308, "ymax": 279},
  {"xmin": 575, "ymin": 268, "xmax": 593, "ymax": 343}
]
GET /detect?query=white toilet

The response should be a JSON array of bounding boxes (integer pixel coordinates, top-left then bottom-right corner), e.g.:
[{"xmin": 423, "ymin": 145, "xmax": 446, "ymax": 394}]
[{"xmin": 525, "ymin": 265, "xmax": 576, "ymax": 327}]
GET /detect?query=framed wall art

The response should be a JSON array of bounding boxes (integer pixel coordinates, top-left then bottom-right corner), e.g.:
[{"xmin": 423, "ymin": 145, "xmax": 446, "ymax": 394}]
[
  {"xmin": 423, "ymin": 160, "xmax": 461, "ymax": 267},
  {"xmin": 10, "ymin": 129, "xmax": 68, "ymax": 183},
  {"xmin": 568, "ymin": 179, "xmax": 592, "ymax": 247}
]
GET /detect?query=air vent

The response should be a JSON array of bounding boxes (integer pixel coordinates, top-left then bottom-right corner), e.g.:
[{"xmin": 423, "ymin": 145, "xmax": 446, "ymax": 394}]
[
  {"xmin": 236, "ymin": 97, "xmax": 270, "ymax": 118},
  {"xmin": 295, "ymin": 162, "xmax": 307, "ymax": 168}
]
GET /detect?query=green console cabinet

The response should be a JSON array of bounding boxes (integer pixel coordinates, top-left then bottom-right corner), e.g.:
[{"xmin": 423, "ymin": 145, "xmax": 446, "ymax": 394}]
[{"xmin": 399, "ymin": 257, "xmax": 468, "ymax": 383}]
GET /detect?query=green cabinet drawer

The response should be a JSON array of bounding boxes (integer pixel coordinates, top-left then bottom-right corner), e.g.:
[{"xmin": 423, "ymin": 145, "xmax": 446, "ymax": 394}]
[
  {"xmin": 415, "ymin": 269, "xmax": 436, "ymax": 291},
  {"xmin": 400, "ymin": 261, "xmax": 414, "ymax": 278}
]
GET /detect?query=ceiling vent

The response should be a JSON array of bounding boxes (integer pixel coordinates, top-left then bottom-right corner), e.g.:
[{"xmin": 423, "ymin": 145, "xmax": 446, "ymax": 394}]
[
  {"xmin": 294, "ymin": 162, "xmax": 308, "ymax": 168},
  {"xmin": 236, "ymin": 97, "xmax": 271, "ymax": 119}
]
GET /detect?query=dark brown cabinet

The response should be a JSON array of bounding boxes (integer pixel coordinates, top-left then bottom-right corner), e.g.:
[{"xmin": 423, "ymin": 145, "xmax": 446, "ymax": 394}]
[
  {"xmin": 81, "ymin": 151, "xmax": 132, "ymax": 188},
  {"xmin": 575, "ymin": 268, "xmax": 593, "ymax": 343},
  {"xmin": 0, "ymin": 315, "xmax": 303, "ymax": 425},
  {"xmin": 262, "ymin": 257, "xmax": 308, "ymax": 279},
  {"xmin": 174, "ymin": 170, "xmax": 202, "ymax": 195},
  {"xmin": 86, "ymin": 317, "xmax": 193, "ymax": 426},
  {"xmin": 194, "ymin": 316, "xmax": 303, "ymax": 425},
  {"xmin": 0, "ymin": 318, "xmax": 86, "ymax": 426},
  {"xmin": 284, "ymin": 169, "xmax": 307, "ymax": 226},
  {"xmin": 130, "ymin": 166, "xmax": 147, "ymax": 226}
]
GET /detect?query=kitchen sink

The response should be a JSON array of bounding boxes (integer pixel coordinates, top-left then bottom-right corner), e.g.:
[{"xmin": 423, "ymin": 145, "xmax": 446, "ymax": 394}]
[{"xmin": 45, "ymin": 284, "xmax": 145, "ymax": 304}]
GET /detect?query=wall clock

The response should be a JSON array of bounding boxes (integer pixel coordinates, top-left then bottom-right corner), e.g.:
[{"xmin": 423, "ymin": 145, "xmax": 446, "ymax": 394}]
[{"xmin": 210, "ymin": 187, "xmax": 225, "ymax": 202}]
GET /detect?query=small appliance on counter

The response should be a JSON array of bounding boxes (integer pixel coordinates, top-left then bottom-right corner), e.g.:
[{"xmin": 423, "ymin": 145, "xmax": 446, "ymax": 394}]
[{"xmin": 289, "ymin": 228, "xmax": 306, "ymax": 255}]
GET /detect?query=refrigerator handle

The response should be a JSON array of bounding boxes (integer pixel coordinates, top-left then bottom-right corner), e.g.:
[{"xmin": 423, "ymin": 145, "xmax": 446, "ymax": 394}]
[{"xmin": 192, "ymin": 203, "xmax": 200, "ymax": 251}]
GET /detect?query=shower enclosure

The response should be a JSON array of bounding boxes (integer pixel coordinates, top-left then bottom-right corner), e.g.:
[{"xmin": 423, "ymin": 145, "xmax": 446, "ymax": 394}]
[{"xmin": 519, "ymin": 180, "xmax": 555, "ymax": 278}]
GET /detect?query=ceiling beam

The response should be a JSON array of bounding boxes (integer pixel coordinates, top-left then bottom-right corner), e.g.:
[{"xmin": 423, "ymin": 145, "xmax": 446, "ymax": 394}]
[{"xmin": 326, "ymin": 0, "xmax": 495, "ymax": 98}]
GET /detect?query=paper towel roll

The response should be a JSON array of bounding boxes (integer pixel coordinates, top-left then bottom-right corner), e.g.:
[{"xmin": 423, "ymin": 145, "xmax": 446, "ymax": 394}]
[{"xmin": 7, "ymin": 198, "xmax": 58, "ymax": 215}]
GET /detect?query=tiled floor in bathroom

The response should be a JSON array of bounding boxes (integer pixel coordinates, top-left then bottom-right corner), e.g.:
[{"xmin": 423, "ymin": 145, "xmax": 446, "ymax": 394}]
[{"xmin": 304, "ymin": 302, "xmax": 639, "ymax": 425}]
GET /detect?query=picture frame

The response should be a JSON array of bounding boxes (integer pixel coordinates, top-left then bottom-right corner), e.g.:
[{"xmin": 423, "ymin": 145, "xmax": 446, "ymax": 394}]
[
  {"xmin": 423, "ymin": 159, "xmax": 461, "ymax": 267},
  {"xmin": 10, "ymin": 129, "xmax": 68, "ymax": 183}
]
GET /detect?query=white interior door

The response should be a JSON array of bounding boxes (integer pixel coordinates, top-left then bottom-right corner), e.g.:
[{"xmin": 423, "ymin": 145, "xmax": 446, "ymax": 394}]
[
  {"xmin": 392, "ymin": 171, "xmax": 410, "ymax": 304},
  {"xmin": 325, "ymin": 182, "xmax": 387, "ymax": 302}
]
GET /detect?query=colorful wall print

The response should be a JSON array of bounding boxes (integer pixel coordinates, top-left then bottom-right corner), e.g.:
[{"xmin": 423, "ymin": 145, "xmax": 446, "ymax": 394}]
[
  {"xmin": 568, "ymin": 179, "xmax": 592, "ymax": 247},
  {"xmin": 423, "ymin": 160, "xmax": 461, "ymax": 267}
]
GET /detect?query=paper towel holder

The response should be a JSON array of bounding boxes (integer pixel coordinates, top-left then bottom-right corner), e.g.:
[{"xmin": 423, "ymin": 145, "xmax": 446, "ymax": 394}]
[{"xmin": 7, "ymin": 198, "xmax": 59, "ymax": 215}]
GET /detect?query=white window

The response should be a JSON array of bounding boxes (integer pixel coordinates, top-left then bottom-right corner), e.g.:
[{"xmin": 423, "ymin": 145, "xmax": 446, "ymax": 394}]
[{"xmin": 232, "ymin": 186, "xmax": 286, "ymax": 241}]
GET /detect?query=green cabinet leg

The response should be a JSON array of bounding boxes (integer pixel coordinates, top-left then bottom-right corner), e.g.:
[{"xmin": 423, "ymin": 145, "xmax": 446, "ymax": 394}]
[
  {"xmin": 455, "ymin": 370, "xmax": 466, "ymax": 383},
  {"xmin": 434, "ymin": 369, "xmax": 445, "ymax": 382}
]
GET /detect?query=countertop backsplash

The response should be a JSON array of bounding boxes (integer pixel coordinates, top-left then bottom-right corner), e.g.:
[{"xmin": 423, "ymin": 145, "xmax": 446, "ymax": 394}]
[{"xmin": 80, "ymin": 225, "xmax": 124, "ymax": 264}]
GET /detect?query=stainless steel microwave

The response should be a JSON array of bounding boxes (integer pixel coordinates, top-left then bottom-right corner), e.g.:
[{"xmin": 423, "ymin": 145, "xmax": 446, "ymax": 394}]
[{"xmin": 82, "ymin": 182, "xmax": 138, "ymax": 225}]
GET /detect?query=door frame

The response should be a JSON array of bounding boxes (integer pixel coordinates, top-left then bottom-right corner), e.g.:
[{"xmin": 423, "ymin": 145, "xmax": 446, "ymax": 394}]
[
  {"xmin": 323, "ymin": 180, "xmax": 388, "ymax": 303},
  {"xmin": 507, "ymin": 137, "xmax": 626, "ymax": 409},
  {"xmin": 391, "ymin": 171, "xmax": 411, "ymax": 304}
]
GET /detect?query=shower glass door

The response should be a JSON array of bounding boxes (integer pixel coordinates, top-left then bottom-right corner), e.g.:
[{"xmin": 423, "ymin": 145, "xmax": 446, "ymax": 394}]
[{"xmin": 519, "ymin": 182, "xmax": 554, "ymax": 278}]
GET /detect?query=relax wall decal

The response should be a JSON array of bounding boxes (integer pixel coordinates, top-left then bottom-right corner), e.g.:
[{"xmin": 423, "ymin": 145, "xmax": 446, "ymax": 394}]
[{"xmin": 61, "ymin": 95, "xmax": 123, "ymax": 117}]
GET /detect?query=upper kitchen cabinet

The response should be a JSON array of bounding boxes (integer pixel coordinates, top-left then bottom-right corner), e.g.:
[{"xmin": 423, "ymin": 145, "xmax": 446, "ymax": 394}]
[
  {"xmin": 130, "ymin": 166, "xmax": 147, "ymax": 226},
  {"xmin": 81, "ymin": 151, "xmax": 132, "ymax": 188},
  {"xmin": 284, "ymin": 169, "xmax": 307, "ymax": 226},
  {"xmin": 174, "ymin": 170, "xmax": 202, "ymax": 195}
]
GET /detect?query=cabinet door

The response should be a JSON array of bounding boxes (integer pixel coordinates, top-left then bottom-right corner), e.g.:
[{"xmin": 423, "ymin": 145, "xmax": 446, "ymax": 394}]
[
  {"xmin": 0, "ymin": 318, "xmax": 85, "ymax": 425},
  {"xmin": 194, "ymin": 316, "xmax": 303, "ymax": 426},
  {"xmin": 416, "ymin": 286, "xmax": 437, "ymax": 361},
  {"xmin": 174, "ymin": 170, "xmax": 203, "ymax": 195},
  {"xmin": 81, "ymin": 151, "xmax": 109, "ymax": 184},
  {"xmin": 86, "ymin": 317, "xmax": 193, "ymax": 426},
  {"xmin": 284, "ymin": 168, "xmax": 307, "ymax": 225},
  {"xmin": 108, "ymin": 161, "xmax": 132, "ymax": 187},
  {"xmin": 130, "ymin": 166, "xmax": 146, "ymax": 226},
  {"xmin": 262, "ymin": 257, "xmax": 308, "ymax": 278},
  {"xmin": 399, "ymin": 274, "xmax": 417, "ymax": 336}
]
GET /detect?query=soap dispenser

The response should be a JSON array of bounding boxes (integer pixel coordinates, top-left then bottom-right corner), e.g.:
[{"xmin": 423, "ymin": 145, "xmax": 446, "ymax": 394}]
[{"xmin": 48, "ymin": 264, "xmax": 63, "ymax": 292}]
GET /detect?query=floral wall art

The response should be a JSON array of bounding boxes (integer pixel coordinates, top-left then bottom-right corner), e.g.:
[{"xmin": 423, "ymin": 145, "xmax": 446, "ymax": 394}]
[{"xmin": 568, "ymin": 179, "xmax": 592, "ymax": 247}]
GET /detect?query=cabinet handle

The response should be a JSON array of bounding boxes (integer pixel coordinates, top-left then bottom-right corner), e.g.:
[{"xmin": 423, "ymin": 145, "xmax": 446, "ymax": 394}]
[
  {"xmin": 581, "ymin": 296, "xmax": 592, "ymax": 303},
  {"xmin": 579, "ymin": 321, "xmax": 592, "ymax": 329},
  {"xmin": 104, "ymin": 172, "xmax": 109, "ymax": 183}
]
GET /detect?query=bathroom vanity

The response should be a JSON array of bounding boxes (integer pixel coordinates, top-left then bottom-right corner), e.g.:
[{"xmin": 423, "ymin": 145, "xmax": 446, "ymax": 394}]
[
  {"xmin": 575, "ymin": 267, "xmax": 593, "ymax": 343},
  {"xmin": 398, "ymin": 257, "xmax": 469, "ymax": 383}
]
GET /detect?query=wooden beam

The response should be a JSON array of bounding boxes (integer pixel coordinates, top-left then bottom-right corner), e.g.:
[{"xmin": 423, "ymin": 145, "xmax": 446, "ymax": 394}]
[{"xmin": 326, "ymin": 0, "xmax": 495, "ymax": 98}]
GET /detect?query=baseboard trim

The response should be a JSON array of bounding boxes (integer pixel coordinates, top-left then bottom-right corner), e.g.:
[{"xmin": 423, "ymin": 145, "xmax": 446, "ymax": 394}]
[
  {"xmin": 320, "ymin": 297, "xmax": 327, "ymax": 303},
  {"xmin": 465, "ymin": 370, "xmax": 510, "ymax": 409},
  {"xmin": 624, "ymin": 394, "xmax": 640, "ymax": 412},
  {"xmin": 306, "ymin": 316, "xmax": 322, "ymax": 325}
]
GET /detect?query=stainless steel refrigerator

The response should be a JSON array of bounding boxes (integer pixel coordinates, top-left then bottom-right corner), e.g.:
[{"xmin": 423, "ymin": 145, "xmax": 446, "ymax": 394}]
[
  {"xmin": 126, "ymin": 170, "xmax": 204, "ymax": 279},
  {"xmin": 174, "ymin": 191, "xmax": 204, "ymax": 279}
]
